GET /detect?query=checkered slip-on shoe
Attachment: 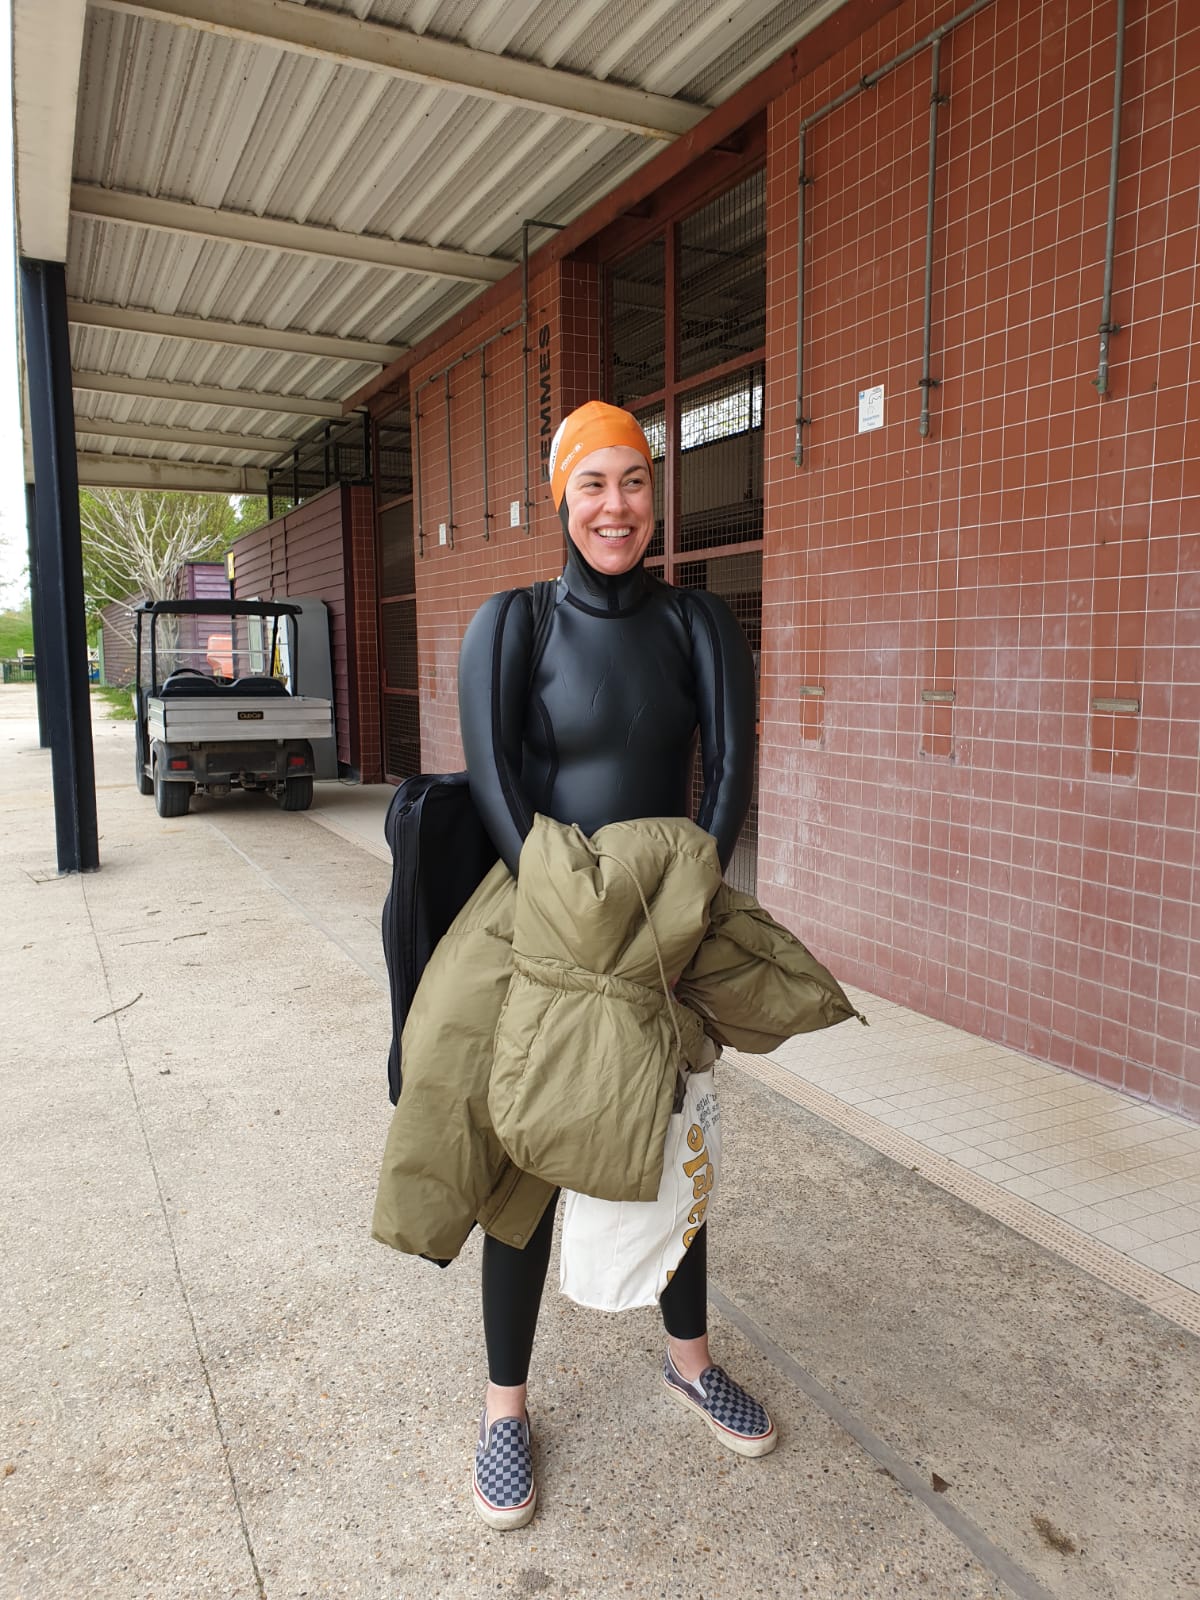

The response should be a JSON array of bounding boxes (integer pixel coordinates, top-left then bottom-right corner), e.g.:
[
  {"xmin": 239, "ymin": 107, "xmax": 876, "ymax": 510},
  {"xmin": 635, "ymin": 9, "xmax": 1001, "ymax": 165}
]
[
  {"xmin": 663, "ymin": 1350, "xmax": 778, "ymax": 1457},
  {"xmin": 472, "ymin": 1411, "xmax": 536, "ymax": 1530}
]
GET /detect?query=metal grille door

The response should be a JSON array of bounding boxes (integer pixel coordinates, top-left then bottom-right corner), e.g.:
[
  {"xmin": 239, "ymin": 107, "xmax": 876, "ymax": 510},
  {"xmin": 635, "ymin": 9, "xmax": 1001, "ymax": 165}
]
[
  {"xmin": 604, "ymin": 167, "xmax": 766, "ymax": 893},
  {"xmin": 375, "ymin": 404, "xmax": 420, "ymax": 782}
]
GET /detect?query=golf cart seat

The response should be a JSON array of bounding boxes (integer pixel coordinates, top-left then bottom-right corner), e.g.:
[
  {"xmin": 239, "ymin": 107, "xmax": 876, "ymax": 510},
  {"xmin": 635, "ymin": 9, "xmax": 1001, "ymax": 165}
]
[
  {"xmin": 230, "ymin": 676, "xmax": 290, "ymax": 696},
  {"xmin": 159, "ymin": 673, "xmax": 223, "ymax": 697}
]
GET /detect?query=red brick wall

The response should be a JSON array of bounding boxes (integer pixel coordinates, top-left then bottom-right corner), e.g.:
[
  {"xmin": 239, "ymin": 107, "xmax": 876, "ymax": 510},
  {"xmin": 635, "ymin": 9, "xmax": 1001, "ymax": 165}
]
[
  {"xmin": 393, "ymin": 261, "xmax": 601, "ymax": 772},
  {"xmin": 370, "ymin": 0, "xmax": 1196, "ymax": 1119},
  {"xmin": 760, "ymin": 0, "xmax": 1198, "ymax": 1115}
]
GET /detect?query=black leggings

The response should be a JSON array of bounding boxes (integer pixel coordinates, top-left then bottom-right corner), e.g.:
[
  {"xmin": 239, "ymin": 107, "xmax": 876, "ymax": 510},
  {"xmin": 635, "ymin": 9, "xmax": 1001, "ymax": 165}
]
[{"xmin": 482, "ymin": 1193, "xmax": 708, "ymax": 1386}]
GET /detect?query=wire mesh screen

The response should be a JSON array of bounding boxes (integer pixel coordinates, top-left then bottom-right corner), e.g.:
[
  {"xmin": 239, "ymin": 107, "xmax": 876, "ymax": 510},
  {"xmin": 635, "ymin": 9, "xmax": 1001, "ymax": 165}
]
[
  {"xmin": 676, "ymin": 551, "xmax": 762, "ymax": 896},
  {"xmin": 634, "ymin": 401, "xmax": 667, "ymax": 561},
  {"xmin": 381, "ymin": 598, "xmax": 418, "ymax": 691},
  {"xmin": 379, "ymin": 501, "xmax": 415, "ymax": 600},
  {"xmin": 608, "ymin": 237, "xmax": 666, "ymax": 406},
  {"xmin": 267, "ymin": 417, "xmax": 371, "ymax": 513},
  {"xmin": 678, "ymin": 365, "xmax": 764, "ymax": 554},
  {"xmin": 383, "ymin": 694, "xmax": 420, "ymax": 781},
  {"xmin": 677, "ymin": 168, "xmax": 766, "ymax": 380},
  {"xmin": 376, "ymin": 406, "xmax": 413, "ymax": 503}
]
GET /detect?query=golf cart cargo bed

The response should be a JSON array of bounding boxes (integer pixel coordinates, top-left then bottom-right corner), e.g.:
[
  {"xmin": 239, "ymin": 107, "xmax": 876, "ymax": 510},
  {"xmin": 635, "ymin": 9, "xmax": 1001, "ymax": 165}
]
[{"xmin": 146, "ymin": 695, "xmax": 333, "ymax": 743}]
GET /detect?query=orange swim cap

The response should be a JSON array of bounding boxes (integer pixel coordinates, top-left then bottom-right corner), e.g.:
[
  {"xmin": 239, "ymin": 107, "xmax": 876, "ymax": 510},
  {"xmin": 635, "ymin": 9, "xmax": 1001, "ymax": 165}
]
[{"xmin": 547, "ymin": 401, "xmax": 653, "ymax": 510}]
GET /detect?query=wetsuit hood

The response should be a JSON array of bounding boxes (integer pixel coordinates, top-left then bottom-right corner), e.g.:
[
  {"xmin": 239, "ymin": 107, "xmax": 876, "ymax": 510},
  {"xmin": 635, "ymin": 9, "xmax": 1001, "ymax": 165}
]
[{"xmin": 557, "ymin": 498, "xmax": 651, "ymax": 615}]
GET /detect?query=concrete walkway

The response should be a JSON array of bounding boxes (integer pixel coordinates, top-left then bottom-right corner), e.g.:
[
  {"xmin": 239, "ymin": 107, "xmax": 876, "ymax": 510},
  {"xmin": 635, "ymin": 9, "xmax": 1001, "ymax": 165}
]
[{"xmin": 2, "ymin": 683, "xmax": 1198, "ymax": 1600}]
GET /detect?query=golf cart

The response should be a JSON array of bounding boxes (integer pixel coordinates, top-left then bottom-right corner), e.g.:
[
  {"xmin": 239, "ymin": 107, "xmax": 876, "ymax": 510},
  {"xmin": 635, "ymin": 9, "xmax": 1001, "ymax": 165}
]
[{"xmin": 132, "ymin": 598, "xmax": 335, "ymax": 818}]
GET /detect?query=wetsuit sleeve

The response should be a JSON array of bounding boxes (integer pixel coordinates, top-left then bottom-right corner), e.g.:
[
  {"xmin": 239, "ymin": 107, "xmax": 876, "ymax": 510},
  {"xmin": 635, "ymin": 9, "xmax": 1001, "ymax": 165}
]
[
  {"xmin": 458, "ymin": 589, "xmax": 535, "ymax": 876},
  {"xmin": 686, "ymin": 590, "xmax": 757, "ymax": 872}
]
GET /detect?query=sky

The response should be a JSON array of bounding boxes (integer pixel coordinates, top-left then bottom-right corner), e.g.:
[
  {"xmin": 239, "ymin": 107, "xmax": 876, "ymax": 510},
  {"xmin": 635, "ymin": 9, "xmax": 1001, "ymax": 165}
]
[{"xmin": 1, "ymin": 4, "xmax": 29, "ymax": 608}]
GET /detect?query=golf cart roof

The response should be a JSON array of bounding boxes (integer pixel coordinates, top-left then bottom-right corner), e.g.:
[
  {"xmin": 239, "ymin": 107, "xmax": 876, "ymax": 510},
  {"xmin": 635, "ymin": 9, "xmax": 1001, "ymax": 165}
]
[{"xmin": 135, "ymin": 599, "xmax": 302, "ymax": 619}]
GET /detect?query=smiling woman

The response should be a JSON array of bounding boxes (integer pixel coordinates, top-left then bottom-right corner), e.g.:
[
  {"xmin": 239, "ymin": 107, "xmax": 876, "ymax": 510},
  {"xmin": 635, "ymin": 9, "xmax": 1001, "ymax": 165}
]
[
  {"xmin": 448, "ymin": 397, "xmax": 766, "ymax": 1528},
  {"xmin": 561, "ymin": 446, "xmax": 655, "ymax": 577}
]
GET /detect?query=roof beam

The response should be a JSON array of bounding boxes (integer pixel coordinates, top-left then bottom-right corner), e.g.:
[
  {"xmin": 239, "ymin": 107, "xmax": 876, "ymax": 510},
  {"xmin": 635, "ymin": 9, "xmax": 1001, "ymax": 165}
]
[
  {"xmin": 12, "ymin": 0, "xmax": 89, "ymax": 259},
  {"xmin": 76, "ymin": 454, "xmax": 269, "ymax": 493},
  {"xmin": 67, "ymin": 299, "xmax": 406, "ymax": 365},
  {"xmin": 72, "ymin": 370, "xmax": 345, "ymax": 418},
  {"xmin": 75, "ymin": 418, "xmax": 288, "ymax": 453},
  {"xmin": 89, "ymin": 0, "xmax": 706, "ymax": 140},
  {"xmin": 70, "ymin": 184, "xmax": 513, "ymax": 285}
]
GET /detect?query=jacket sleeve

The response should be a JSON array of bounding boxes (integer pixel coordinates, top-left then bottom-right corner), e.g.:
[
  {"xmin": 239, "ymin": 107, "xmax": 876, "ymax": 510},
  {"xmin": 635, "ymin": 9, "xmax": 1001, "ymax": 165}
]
[
  {"xmin": 458, "ymin": 589, "xmax": 535, "ymax": 877},
  {"xmin": 686, "ymin": 590, "xmax": 757, "ymax": 872}
]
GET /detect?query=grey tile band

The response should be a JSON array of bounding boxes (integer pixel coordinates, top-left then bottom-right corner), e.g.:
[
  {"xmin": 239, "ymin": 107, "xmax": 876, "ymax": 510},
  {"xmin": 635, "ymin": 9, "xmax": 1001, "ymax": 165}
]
[
  {"xmin": 728, "ymin": 1049, "xmax": 1200, "ymax": 1339},
  {"xmin": 708, "ymin": 1280, "xmax": 1059, "ymax": 1600}
]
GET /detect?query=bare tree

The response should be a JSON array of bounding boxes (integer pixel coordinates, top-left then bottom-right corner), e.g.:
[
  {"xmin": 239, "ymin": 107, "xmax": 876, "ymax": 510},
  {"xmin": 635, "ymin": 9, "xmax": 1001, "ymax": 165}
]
[{"xmin": 79, "ymin": 490, "xmax": 266, "ymax": 641}]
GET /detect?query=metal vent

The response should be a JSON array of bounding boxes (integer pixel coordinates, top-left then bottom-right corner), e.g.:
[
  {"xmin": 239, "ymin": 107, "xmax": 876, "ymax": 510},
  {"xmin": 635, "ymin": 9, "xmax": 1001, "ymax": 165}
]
[
  {"xmin": 381, "ymin": 597, "xmax": 418, "ymax": 691},
  {"xmin": 678, "ymin": 169, "xmax": 766, "ymax": 379},
  {"xmin": 384, "ymin": 693, "xmax": 421, "ymax": 781},
  {"xmin": 609, "ymin": 236, "xmax": 666, "ymax": 406},
  {"xmin": 379, "ymin": 501, "xmax": 415, "ymax": 600}
]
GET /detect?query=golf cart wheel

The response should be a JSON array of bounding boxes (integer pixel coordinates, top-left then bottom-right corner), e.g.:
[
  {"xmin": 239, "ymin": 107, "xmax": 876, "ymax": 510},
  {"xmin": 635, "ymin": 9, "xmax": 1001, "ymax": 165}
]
[
  {"xmin": 154, "ymin": 764, "xmax": 192, "ymax": 818},
  {"xmin": 134, "ymin": 743, "xmax": 153, "ymax": 796},
  {"xmin": 278, "ymin": 775, "xmax": 313, "ymax": 811}
]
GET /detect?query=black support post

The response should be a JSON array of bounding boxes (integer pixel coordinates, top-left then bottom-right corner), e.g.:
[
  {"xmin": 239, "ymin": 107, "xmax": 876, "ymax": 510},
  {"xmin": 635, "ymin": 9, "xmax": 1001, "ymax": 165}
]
[
  {"xmin": 19, "ymin": 258, "xmax": 99, "ymax": 873},
  {"xmin": 25, "ymin": 481, "xmax": 49, "ymax": 748}
]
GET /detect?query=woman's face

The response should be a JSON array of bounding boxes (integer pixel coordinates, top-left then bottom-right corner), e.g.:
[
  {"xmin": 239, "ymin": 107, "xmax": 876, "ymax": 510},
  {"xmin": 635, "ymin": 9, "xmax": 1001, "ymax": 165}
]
[{"xmin": 564, "ymin": 446, "xmax": 655, "ymax": 576}]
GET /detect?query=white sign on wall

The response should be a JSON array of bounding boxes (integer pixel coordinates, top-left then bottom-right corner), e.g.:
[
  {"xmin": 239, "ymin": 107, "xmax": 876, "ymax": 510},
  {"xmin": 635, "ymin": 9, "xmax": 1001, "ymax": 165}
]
[{"xmin": 858, "ymin": 384, "xmax": 884, "ymax": 432}]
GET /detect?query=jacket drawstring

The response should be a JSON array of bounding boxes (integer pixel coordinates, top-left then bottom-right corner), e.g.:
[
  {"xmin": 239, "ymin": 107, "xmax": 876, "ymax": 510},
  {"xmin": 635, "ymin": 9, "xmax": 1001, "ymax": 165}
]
[{"xmin": 594, "ymin": 846, "xmax": 684, "ymax": 1062}]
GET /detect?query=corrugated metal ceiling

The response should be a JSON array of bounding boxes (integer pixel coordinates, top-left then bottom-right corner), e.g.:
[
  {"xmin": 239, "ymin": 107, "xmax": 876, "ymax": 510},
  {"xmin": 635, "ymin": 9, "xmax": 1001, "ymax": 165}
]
[{"xmin": 61, "ymin": 0, "xmax": 846, "ymax": 491}]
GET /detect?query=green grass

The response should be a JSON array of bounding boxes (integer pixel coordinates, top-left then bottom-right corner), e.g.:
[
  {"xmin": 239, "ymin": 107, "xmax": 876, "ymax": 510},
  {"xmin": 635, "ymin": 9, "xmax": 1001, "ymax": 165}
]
[
  {"xmin": 92, "ymin": 684, "xmax": 136, "ymax": 721},
  {"xmin": 0, "ymin": 607, "xmax": 35, "ymax": 657}
]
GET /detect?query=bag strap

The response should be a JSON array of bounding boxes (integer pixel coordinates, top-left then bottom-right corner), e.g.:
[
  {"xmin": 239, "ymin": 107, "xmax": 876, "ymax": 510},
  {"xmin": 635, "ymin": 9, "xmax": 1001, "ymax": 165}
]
[{"xmin": 527, "ymin": 579, "xmax": 557, "ymax": 689}]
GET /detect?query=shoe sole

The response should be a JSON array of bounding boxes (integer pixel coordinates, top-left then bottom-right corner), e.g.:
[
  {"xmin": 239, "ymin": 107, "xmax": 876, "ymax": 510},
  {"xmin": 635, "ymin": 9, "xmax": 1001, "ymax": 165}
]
[
  {"xmin": 664, "ymin": 1376, "xmax": 779, "ymax": 1458},
  {"xmin": 473, "ymin": 1480, "xmax": 537, "ymax": 1531}
]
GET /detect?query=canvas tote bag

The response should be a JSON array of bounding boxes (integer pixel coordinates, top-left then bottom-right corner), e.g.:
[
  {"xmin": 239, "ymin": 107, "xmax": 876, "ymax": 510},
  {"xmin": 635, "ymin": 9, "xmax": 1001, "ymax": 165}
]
[{"xmin": 559, "ymin": 1040, "xmax": 721, "ymax": 1312}]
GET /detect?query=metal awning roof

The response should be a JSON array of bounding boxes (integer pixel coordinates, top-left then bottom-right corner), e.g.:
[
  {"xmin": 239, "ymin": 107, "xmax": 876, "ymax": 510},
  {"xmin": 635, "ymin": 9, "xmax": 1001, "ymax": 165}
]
[{"xmin": 13, "ymin": 0, "xmax": 848, "ymax": 495}]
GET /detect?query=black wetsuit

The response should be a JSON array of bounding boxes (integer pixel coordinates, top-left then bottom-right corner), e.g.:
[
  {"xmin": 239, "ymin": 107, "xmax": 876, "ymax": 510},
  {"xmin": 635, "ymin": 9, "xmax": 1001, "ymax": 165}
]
[{"xmin": 458, "ymin": 536, "xmax": 757, "ymax": 1384}]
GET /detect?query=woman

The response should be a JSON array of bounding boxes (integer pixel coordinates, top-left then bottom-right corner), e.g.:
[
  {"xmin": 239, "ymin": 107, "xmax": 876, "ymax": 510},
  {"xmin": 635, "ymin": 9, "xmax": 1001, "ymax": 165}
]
[{"xmin": 457, "ymin": 401, "xmax": 775, "ymax": 1531}]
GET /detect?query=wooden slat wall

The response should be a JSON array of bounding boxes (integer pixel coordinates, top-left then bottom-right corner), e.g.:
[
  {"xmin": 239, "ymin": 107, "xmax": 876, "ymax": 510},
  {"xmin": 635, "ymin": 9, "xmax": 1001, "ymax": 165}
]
[
  {"xmin": 186, "ymin": 562, "xmax": 230, "ymax": 601},
  {"xmin": 99, "ymin": 600, "xmax": 138, "ymax": 687}
]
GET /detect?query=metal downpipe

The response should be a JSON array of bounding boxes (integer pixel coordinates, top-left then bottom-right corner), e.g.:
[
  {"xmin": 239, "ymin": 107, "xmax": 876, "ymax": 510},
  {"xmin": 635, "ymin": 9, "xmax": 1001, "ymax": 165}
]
[
  {"xmin": 412, "ymin": 389, "xmax": 424, "ymax": 558},
  {"xmin": 794, "ymin": 127, "xmax": 809, "ymax": 465},
  {"xmin": 791, "ymin": 0, "xmax": 997, "ymax": 463},
  {"xmin": 919, "ymin": 38, "xmax": 947, "ymax": 438},
  {"xmin": 443, "ymin": 370, "xmax": 455, "ymax": 550},
  {"xmin": 480, "ymin": 348, "xmax": 490, "ymax": 540},
  {"xmin": 1094, "ymin": 0, "xmax": 1127, "ymax": 396}
]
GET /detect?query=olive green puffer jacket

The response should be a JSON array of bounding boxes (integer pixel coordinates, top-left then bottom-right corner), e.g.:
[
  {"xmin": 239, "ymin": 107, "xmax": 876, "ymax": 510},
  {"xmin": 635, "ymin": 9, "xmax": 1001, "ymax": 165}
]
[{"xmin": 372, "ymin": 815, "xmax": 863, "ymax": 1263}]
